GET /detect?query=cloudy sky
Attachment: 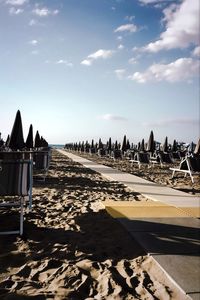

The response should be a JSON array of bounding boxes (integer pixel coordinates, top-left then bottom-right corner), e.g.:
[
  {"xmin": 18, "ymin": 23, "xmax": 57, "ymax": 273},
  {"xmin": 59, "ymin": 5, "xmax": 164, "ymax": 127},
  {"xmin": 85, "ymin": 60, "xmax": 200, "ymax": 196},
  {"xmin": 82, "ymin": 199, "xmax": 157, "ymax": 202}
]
[{"xmin": 0, "ymin": 0, "xmax": 199, "ymax": 145}]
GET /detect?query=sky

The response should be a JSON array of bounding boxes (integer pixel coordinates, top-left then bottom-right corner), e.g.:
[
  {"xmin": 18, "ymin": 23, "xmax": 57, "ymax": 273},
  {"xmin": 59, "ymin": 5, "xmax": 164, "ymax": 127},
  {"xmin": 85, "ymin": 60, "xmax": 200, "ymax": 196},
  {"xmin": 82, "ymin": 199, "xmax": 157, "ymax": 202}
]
[{"xmin": 0, "ymin": 0, "xmax": 199, "ymax": 145}]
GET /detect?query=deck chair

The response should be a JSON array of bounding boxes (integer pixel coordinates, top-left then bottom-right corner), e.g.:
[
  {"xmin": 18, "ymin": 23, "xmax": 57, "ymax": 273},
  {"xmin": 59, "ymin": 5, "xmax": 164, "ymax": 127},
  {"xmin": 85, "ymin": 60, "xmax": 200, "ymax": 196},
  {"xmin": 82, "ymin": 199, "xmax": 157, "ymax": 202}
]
[
  {"xmin": 98, "ymin": 148, "xmax": 106, "ymax": 157},
  {"xmin": 0, "ymin": 159, "xmax": 32, "ymax": 235},
  {"xmin": 130, "ymin": 152, "xmax": 152, "ymax": 169},
  {"xmin": 170, "ymin": 155, "xmax": 200, "ymax": 183},
  {"xmin": 110, "ymin": 150, "xmax": 122, "ymax": 160},
  {"xmin": 158, "ymin": 152, "xmax": 174, "ymax": 167},
  {"xmin": 33, "ymin": 150, "xmax": 50, "ymax": 182}
]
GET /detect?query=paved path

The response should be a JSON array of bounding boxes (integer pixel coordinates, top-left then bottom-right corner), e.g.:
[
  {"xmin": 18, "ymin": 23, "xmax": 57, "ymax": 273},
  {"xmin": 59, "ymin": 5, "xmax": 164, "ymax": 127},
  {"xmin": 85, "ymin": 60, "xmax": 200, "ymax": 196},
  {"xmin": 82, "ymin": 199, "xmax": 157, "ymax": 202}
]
[{"xmin": 57, "ymin": 149, "xmax": 200, "ymax": 300}]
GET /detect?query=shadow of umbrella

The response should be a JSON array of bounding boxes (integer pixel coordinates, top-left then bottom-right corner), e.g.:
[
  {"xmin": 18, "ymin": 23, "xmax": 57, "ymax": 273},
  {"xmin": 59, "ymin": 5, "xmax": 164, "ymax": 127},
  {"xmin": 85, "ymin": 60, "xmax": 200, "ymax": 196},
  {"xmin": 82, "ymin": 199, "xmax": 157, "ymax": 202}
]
[
  {"xmin": 25, "ymin": 124, "xmax": 33, "ymax": 149},
  {"xmin": 8, "ymin": 110, "xmax": 24, "ymax": 151}
]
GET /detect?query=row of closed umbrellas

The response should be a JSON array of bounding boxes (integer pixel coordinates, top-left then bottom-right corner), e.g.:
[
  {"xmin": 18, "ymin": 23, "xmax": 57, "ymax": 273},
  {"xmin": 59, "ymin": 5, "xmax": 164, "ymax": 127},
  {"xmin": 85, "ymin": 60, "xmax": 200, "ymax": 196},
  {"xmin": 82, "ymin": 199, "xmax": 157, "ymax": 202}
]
[{"xmin": 1, "ymin": 110, "xmax": 48, "ymax": 151}]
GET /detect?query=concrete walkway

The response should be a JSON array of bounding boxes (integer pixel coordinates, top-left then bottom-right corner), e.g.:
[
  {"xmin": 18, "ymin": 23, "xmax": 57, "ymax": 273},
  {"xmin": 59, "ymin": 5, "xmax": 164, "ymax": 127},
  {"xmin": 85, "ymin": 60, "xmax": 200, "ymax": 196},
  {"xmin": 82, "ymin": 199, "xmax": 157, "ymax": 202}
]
[{"xmin": 57, "ymin": 149, "xmax": 200, "ymax": 299}]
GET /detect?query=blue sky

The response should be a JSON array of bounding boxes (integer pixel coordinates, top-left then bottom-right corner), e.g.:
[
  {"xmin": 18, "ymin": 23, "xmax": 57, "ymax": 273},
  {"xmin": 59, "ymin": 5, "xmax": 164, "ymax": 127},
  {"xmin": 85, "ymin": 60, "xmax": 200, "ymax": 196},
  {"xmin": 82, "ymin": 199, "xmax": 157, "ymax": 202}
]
[{"xmin": 0, "ymin": 0, "xmax": 199, "ymax": 145}]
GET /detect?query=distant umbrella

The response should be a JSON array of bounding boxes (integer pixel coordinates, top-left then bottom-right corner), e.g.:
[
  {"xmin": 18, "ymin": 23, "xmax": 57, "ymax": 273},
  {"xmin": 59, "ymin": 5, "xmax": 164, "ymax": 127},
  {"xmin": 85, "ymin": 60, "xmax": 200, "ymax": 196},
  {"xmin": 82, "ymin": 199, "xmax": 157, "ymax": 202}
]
[
  {"xmin": 25, "ymin": 124, "xmax": 33, "ymax": 149},
  {"xmin": 114, "ymin": 140, "xmax": 118, "ymax": 150},
  {"xmin": 194, "ymin": 139, "xmax": 200, "ymax": 155},
  {"xmin": 107, "ymin": 137, "xmax": 112, "ymax": 151},
  {"xmin": 40, "ymin": 136, "xmax": 48, "ymax": 147},
  {"xmin": 126, "ymin": 139, "xmax": 130, "ymax": 150},
  {"xmin": 172, "ymin": 139, "xmax": 178, "ymax": 152},
  {"xmin": 8, "ymin": 110, "xmax": 25, "ymax": 150},
  {"xmin": 147, "ymin": 130, "xmax": 155, "ymax": 154},
  {"xmin": 140, "ymin": 139, "xmax": 145, "ymax": 152},
  {"xmin": 163, "ymin": 136, "xmax": 168, "ymax": 152},
  {"xmin": 34, "ymin": 130, "xmax": 41, "ymax": 148},
  {"xmin": 121, "ymin": 135, "xmax": 127, "ymax": 152},
  {"xmin": 98, "ymin": 138, "xmax": 103, "ymax": 149}
]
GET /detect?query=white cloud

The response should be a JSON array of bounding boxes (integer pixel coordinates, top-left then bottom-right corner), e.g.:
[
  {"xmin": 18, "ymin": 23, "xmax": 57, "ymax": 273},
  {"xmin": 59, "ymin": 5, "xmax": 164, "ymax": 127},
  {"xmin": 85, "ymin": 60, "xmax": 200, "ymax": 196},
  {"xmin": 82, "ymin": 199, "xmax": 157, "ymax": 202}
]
[
  {"xmin": 114, "ymin": 23, "xmax": 137, "ymax": 33},
  {"xmin": 115, "ymin": 69, "xmax": 126, "ymax": 80},
  {"xmin": 9, "ymin": 7, "xmax": 23, "ymax": 14},
  {"xmin": 99, "ymin": 114, "xmax": 127, "ymax": 121},
  {"xmin": 139, "ymin": 0, "xmax": 169, "ymax": 4},
  {"xmin": 117, "ymin": 36, "xmax": 123, "ymax": 41},
  {"xmin": 129, "ymin": 57, "xmax": 138, "ymax": 64},
  {"xmin": 118, "ymin": 44, "xmax": 124, "ymax": 50},
  {"xmin": 144, "ymin": 0, "xmax": 199, "ymax": 52},
  {"xmin": 88, "ymin": 49, "xmax": 114, "ymax": 59},
  {"xmin": 81, "ymin": 59, "xmax": 92, "ymax": 66},
  {"xmin": 33, "ymin": 7, "xmax": 59, "ymax": 17},
  {"xmin": 128, "ymin": 57, "xmax": 200, "ymax": 83},
  {"xmin": 29, "ymin": 39, "xmax": 38, "ymax": 45},
  {"xmin": 81, "ymin": 49, "xmax": 114, "ymax": 66},
  {"xmin": 192, "ymin": 46, "xmax": 200, "ymax": 57},
  {"xmin": 125, "ymin": 15, "xmax": 135, "ymax": 22},
  {"xmin": 6, "ymin": 0, "xmax": 27, "ymax": 5},
  {"xmin": 56, "ymin": 60, "xmax": 73, "ymax": 67}
]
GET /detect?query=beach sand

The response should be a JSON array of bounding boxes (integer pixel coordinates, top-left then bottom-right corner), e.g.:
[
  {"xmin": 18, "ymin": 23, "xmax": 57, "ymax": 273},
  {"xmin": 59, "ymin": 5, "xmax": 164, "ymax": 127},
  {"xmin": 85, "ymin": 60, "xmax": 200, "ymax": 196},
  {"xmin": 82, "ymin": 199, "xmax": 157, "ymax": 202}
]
[
  {"xmin": 74, "ymin": 151, "xmax": 200, "ymax": 196},
  {"xmin": 0, "ymin": 150, "xmax": 192, "ymax": 299}
]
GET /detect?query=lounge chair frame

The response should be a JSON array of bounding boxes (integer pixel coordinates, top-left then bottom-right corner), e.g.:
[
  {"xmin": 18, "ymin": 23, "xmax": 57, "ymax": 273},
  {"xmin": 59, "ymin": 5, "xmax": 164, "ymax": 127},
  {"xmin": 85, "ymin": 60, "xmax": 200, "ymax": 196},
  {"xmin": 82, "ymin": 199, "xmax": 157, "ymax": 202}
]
[
  {"xmin": 170, "ymin": 155, "xmax": 200, "ymax": 183},
  {"xmin": 0, "ymin": 159, "xmax": 32, "ymax": 235}
]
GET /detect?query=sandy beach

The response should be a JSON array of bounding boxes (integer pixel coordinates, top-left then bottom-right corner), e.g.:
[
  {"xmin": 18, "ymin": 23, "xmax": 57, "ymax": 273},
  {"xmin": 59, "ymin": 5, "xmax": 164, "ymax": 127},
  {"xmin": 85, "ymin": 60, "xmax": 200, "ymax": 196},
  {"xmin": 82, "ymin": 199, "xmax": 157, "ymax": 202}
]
[
  {"xmin": 73, "ymin": 150, "xmax": 200, "ymax": 197},
  {"xmin": 0, "ymin": 150, "xmax": 195, "ymax": 299}
]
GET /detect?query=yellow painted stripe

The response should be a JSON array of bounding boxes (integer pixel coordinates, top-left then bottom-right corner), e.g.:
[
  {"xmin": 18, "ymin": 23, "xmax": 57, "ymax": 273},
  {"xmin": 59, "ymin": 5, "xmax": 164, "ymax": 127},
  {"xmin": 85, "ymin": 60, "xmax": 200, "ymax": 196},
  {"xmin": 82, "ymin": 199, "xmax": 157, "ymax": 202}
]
[
  {"xmin": 179, "ymin": 207, "xmax": 200, "ymax": 218},
  {"xmin": 105, "ymin": 206, "xmax": 191, "ymax": 219},
  {"xmin": 102, "ymin": 200, "xmax": 168, "ymax": 207}
]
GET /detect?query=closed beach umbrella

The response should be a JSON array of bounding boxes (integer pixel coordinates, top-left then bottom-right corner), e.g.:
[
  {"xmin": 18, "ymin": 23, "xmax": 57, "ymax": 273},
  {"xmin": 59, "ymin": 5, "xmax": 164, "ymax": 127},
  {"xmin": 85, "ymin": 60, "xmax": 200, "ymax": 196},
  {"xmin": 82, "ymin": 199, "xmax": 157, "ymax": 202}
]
[
  {"xmin": 163, "ymin": 136, "xmax": 168, "ymax": 152},
  {"xmin": 98, "ymin": 138, "xmax": 103, "ymax": 149},
  {"xmin": 34, "ymin": 130, "xmax": 41, "ymax": 148},
  {"xmin": 8, "ymin": 110, "xmax": 24, "ymax": 150},
  {"xmin": 121, "ymin": 135, "xmax": 127, "ymax": 152},
  {"xmin": 25, "ymin": 124, "xmax": 33, "ymax": 149},
  {"xmin": 147, "ymin": 130, "xmax": 155, "ymax": 153},
  {"xmin": 140, "ymin": 139, "xmax": 145, "ymax": 152},
  {"xmin": 107, "ymin": 137, "xmax": 112, "ymax": 151},
  {"xmin": 172, "ymin": 139, "xmax": 178, "ymax": 152},
  {"xmin": 114, "ymin": 140, "xmax": 118, "ymax": 150}
]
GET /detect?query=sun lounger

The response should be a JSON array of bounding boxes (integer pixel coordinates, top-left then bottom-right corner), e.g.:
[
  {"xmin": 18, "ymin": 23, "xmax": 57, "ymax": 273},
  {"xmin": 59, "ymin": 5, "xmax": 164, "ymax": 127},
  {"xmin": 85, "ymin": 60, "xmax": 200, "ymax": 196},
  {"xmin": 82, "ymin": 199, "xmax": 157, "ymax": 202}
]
[
  {"xmin": 158, "ymin": 152, "xmax": 174, "ymax": 167},
  {"xmin": 110, "ymin": 150, "xmax": 122, "ymax": 160},
  {"xmin": 170, "ymin": 155, "xmax": 200, "ymax": 183},
  {"xmin": 33, "ymin": 150, "xmax": 50, "ymax": 182},
  {"xmin": 0, "ymin": 159, "xmax": 32, "ymax": 235},
  {"xmin": 130, "ymin": 152, "xmax": 153, "ymax": 169}
]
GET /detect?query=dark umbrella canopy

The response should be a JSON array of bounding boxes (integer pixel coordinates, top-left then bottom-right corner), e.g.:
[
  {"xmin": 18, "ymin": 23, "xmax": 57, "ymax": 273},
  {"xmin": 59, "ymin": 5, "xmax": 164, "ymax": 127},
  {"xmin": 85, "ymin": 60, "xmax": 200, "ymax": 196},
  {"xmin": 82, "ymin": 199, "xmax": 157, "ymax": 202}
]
[
  {"xmin": 108, "ymin": 137, "xmax": 112, "ymax": 151},
  {"xmin": 25, "ymin": 124, "xmax": 33, "ymax": 149},
  {"xmin": 98, "ymin": 138, "xmax": 103, "ymax": 149},
  {"xmin": 34, "ymin": 130, "xmax": 41, "ymax": 148},
  {"xmin": 114, "ymin": 140, "xmax": 118, "ymax": 150},
  {"xmin": 8, "ymin": 110, "xmax": 25, "ymax": 150},
  {"xmin": 147, "ymin": 130, "xmax": 155, "ymax": 153},
  {"xmin": 172, "ymin": 139, "xmax": 178, "ymax": 152},
  {"xmin": 121, "ymin": 135, "xmax": 127, "ymax": 152},
  {"xmin": 140, "ymin": 139, "xmax": 145, "ymax": 152},
  {"xmin": 163, "ymin": 136, "xmax": 168, "ymax": 152}
]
